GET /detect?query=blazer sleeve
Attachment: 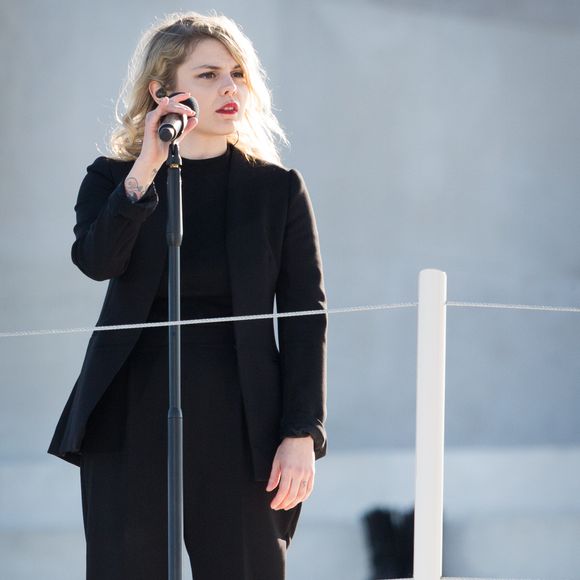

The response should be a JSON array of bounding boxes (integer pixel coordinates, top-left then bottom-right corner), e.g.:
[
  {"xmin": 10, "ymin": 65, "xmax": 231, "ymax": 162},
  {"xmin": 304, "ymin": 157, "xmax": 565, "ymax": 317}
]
[
  {"xmin": 71, "ymin": 156, "xmax": 158, "ymax": 281},
  {"xmin": 276, "ymin": 168, "xmax": 328, "ymax": 459}
]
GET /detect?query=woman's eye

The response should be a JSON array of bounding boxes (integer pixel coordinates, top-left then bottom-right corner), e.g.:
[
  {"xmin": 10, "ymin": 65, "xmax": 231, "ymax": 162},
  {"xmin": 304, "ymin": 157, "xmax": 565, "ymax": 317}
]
[{"xmin": 198, "ymin": 70, "xmax": 244, "ymax": 80}]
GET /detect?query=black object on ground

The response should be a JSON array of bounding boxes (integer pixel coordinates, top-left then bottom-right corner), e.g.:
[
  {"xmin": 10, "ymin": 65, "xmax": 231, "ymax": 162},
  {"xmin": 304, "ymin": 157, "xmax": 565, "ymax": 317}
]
[{"xmin": 362, "ymin": 507, "xmax": 414, "ymax": 579}]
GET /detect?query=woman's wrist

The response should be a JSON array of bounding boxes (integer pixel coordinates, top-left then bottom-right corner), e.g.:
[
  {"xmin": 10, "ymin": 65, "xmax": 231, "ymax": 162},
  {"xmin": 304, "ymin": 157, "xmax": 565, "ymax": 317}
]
[
  {"xmin": 124, "ymin": 156, "xmax": 160, "ymax": 201},
  {"xmin": 283, "ymin": 434, "xmax": 314, "ymax": 445}
]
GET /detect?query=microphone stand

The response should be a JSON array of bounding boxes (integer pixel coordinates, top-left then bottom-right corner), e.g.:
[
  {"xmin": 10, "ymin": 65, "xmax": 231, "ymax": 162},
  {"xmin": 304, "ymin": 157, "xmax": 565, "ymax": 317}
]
[{"xmin": 166, "ymin": 141, "xmax": 183, "ymax": 580}]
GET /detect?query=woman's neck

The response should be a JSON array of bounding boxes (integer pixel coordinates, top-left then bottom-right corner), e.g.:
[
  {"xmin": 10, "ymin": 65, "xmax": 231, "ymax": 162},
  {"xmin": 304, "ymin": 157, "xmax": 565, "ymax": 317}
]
[{"xmin": 178, "ymin": 134, "xmax": 229, "ymax": 160}]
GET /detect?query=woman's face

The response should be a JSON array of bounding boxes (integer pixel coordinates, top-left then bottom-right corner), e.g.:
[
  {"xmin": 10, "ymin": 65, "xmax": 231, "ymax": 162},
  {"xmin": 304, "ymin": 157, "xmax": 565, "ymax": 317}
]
[{"xmin": 172, "ymin": 37, "xmax": 249, "ymax": 142}]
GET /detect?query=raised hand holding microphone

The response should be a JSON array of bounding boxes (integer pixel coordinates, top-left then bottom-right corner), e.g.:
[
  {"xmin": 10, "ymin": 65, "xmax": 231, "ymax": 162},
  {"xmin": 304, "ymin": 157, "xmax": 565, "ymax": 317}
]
[
  {"xmin": 158, "ymin": 91, "xmax": 200, "ymax": 142},
  {"xmin": 124, "ymin": 90, "xmax": 199, "ymax": 202}
]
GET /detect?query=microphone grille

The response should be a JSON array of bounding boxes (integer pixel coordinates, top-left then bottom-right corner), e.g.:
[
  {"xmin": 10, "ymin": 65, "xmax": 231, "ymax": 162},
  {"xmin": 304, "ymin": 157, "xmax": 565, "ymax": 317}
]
[{"xmin": 158, "ymin": 125, "xmax": 176, "ymax": 143}]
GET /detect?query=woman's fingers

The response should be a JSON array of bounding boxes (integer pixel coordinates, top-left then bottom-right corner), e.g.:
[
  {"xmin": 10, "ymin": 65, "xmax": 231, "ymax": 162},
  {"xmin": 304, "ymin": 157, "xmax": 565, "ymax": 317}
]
[
  {"xmin": 306, "ymin": 477, "xmax": 314, "ymax": 499},
  {"xmin": 283, "ymin": 478, "xmax": 301, "ymax": 508},
  {"xmin": 171, "ymin": 91, "xmax": 195, "ymax": 104},
  {"xmin": 287, "ymin": 477, "xmax": 314, "ymax": 509},
  {"xmin": 146, "ymin": 95, "xmax": 196, "ymax": 126},
  {"xmin": 270, "ymin": 471, "xmax": 292, "ymax": 509},
  {"xmin": 161, "ymin": 92, "xmax": 197, "ymax": 114},
  {"xmin": 144, "ymin": 94, "xmax": 196, "ymax": 129},
  {"xmin": 139, "ymin": 93, "xmax": 198, "ymax": 163},
  {"xmin": 270, "ymin": 471, "xmax": 314, "ymax": 510},
  {"xmin": 180, "ymin": 115, "xmax": 199, "ymax": 138},
  {"xmin": 268, "ymin": 438, "xmax": 316, "ymax": 510},
  {"xmin": 266, "ymin": 460, "xmax": 282, "ymax": 492}
]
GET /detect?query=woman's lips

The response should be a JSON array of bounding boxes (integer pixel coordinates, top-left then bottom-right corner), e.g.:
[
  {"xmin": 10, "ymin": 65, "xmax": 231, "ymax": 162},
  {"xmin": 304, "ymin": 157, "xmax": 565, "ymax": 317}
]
[{"xmin": 216, "ymin": 102, "xmax": 239, "ymax": 114}]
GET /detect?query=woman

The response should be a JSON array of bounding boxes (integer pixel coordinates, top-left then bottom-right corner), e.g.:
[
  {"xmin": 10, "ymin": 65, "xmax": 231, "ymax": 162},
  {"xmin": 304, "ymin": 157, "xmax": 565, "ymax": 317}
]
[{"xmin": 48, "ymin": 11, "xmax": 327, "ymax": 580}]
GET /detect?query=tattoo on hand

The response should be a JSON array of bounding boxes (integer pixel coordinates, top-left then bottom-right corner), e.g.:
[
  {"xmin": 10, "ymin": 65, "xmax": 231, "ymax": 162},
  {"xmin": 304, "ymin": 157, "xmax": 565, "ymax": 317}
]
[{"xmin": 125, "ymin": 177, "xmax": 144, "ymax": 202}]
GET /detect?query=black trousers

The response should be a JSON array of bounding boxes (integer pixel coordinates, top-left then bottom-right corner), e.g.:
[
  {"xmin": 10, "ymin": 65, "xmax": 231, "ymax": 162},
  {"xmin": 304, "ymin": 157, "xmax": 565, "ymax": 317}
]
[{"xmin": 80, "ymin": 322, "xmax": 301, "ymax": 580}]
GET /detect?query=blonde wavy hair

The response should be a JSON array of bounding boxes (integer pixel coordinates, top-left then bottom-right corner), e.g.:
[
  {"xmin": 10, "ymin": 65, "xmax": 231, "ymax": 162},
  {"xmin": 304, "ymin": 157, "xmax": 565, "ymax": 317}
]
[{"xmin": 109, "ymin": 11, "xmax": 288, "ymax": 164}]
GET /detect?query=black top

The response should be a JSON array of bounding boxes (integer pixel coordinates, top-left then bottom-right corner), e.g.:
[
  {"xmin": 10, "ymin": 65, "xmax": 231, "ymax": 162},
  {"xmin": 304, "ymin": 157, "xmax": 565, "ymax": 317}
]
[{"xmin": 146, "ymin": 145, "xmax": 235, "ymax": 341}]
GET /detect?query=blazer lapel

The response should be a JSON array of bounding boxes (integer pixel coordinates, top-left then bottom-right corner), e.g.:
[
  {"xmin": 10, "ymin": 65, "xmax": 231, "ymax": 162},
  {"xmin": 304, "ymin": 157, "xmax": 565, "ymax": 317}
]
[{"xmin": 225, "ymin": 147, "xmax": 269, "ymax": 318}]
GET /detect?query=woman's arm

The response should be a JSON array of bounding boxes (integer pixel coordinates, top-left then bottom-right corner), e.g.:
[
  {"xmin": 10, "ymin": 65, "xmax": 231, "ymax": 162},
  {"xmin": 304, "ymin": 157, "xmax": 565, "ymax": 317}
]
[
  {"xmin": 72, "ymin": 95, "xmax": 198, "ymax": 281},
  {"xmin": 267, "ymin": 168, "xmax": 328, "ymax": 509},
  {"xmin": 71, "ymin": 156, "xmax": 158, "ymax": 281},
  {"xmin": 276, "ymin": 168, "xmax": 328, "ymax": 459}
]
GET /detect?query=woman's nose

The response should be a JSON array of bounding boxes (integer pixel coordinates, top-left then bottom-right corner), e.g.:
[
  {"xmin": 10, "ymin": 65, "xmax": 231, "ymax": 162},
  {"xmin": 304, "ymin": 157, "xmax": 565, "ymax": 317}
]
[{"xmin": 220, "ymin": 77, "xmax": 238, "ymax": 96}]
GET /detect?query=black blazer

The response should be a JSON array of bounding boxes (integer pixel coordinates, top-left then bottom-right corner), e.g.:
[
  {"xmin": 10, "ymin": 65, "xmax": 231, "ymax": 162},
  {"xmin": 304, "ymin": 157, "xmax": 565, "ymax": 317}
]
[{"xmin": 48, "ymin": 145, "xmax": 328, "ymax": 481}]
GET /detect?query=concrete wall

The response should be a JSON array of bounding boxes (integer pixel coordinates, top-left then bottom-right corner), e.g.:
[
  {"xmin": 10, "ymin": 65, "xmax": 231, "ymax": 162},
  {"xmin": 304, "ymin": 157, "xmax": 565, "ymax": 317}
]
[{"xmin": 1, "ymin": 0, "xmax": 580, "ymax": 578}]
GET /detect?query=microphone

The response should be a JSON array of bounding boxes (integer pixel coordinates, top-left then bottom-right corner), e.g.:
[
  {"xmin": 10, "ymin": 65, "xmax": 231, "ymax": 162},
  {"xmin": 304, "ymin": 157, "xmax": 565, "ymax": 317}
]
[{"xmin": 158, "ymin": 92, "xmax": 200, "ymax": 142}]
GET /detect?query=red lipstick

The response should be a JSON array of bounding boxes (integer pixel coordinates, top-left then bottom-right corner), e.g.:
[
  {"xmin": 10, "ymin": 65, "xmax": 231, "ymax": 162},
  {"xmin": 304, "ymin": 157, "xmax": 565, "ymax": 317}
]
[{"xmin": 216, "ymin": 101, "xmax": 239, "ymax": 114}]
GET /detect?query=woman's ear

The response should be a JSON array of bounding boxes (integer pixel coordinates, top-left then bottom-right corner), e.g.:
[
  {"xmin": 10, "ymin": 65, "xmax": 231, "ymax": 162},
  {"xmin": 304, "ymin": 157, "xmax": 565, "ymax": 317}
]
[{"xmin": 148, "ymin": 80, "xmax": 166, "ymax": 102}]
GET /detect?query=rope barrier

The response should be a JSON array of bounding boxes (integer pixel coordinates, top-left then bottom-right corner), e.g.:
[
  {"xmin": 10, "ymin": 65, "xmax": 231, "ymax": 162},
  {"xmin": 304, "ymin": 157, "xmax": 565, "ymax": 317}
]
[
  {"xmin": 2, "ymin": 298, "xmax": 579, "ymax": 340},
  {"xmin": 443, "ymin": 577, "xmax": 544, "ymax": 580},
  {"xmin": 441, "ymin": 576, "xmax": 540, "ymax": 580},
  {"xmin": 0, "ymin": 302, "xmax": 417, "ymax": 339},
  {"xmin": 447, "ymin": 300, "xmax": 580, "ymax": 314}
]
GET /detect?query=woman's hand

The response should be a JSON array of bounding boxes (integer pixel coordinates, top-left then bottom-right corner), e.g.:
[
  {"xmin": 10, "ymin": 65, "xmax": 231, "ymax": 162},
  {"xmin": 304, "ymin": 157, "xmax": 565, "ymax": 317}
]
[
  {"xmin": 123, "ymin": 93, "xmax": 198, "ymax": 200},
  {"xmin": 266, "ymin": 436, "xmax": 315, "ymax": 510},
  {"xmin": 139, "ymin": 92, "xmax": 199, "ymax": 168}
]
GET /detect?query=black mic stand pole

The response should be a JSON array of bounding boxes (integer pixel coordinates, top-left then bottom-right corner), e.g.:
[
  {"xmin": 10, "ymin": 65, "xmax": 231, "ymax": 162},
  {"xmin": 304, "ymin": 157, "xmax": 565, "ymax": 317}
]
[{"xmin": 166, "ymin": 141, "xmax": 183, "ymax": 580}]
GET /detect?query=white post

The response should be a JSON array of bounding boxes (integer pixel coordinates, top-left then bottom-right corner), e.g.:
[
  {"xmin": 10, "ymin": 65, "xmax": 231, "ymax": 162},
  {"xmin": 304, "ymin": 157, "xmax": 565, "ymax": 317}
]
[{"xmin": 413, "ymin": 269, "xmax": 447, "ymax": 580}]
